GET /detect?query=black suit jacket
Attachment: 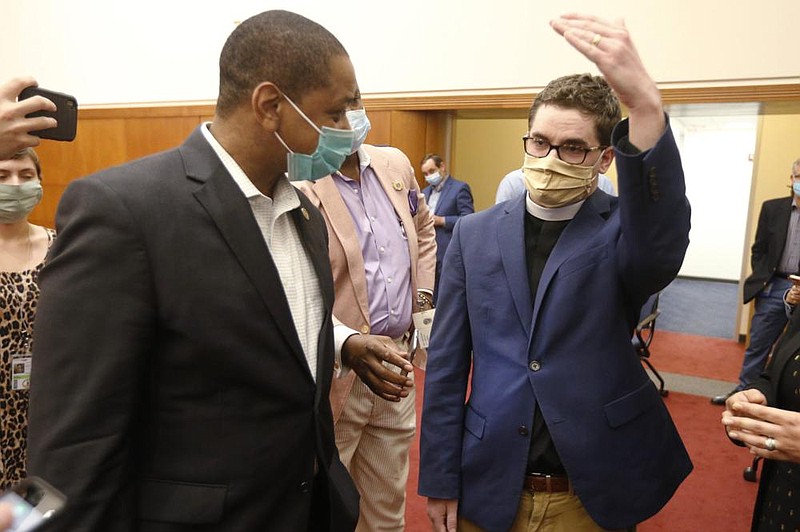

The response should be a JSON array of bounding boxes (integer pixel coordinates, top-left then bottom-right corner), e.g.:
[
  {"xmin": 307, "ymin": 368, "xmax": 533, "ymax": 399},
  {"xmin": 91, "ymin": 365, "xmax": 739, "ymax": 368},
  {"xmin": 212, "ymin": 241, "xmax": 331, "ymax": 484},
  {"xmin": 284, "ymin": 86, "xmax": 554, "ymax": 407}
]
[
  {"xmin": 743, "ymin": 196, "xmax": 794, "ymax": 303},
  {"xmin": 744, "ymin": 303, "xmax": 800, "ymax": 531},
  {"xmin": 27, "ymin": 128, "xmax": 359, "ymax": 531}
]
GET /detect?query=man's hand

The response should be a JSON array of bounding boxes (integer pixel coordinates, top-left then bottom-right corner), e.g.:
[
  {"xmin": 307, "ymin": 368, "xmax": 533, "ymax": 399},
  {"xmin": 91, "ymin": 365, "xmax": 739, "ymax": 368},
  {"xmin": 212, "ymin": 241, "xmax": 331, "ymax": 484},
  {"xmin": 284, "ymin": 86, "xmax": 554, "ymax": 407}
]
[
  {"xmin": 550, "ymin": 14, "xmax": 664, "ymax": 150},
  {"xmin": 0, "ymin": 77, "xmax": 57, "ymax": 159},
  {"xmin": 433, "ymin": 215, "xmax": 445, "ymax": 228},
  {"xmin": 342, "ymin": 334, "xmax": 413, "ymax": 401},
  {"xmin": 427, "ymin": 498, "xmax": 458, "ymax": 532}
]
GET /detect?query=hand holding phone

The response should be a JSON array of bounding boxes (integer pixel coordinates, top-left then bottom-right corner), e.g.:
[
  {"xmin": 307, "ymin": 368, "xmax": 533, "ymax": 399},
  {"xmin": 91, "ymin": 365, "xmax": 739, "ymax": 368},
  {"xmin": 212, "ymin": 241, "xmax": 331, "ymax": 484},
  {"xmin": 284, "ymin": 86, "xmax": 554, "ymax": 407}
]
[
  {"xmin": 0, "ymin": 78, "xmax": 59, "ymax": 159},
  {"xmin": 0, "ymin": 477, "xmax": 65, "ymax": 531},
  {"xmin": 17, "ymin": 87, "xmax": 78, "ymax": 142}
]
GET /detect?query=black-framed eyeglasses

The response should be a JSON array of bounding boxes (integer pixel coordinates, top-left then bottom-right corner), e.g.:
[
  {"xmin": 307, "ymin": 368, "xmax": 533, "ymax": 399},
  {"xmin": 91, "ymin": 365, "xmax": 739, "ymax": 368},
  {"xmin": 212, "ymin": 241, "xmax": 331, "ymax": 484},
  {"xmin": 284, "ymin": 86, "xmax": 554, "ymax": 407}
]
[{"xmin": 522, "ymin": 136, "xmax": 607, "ymax": 165}]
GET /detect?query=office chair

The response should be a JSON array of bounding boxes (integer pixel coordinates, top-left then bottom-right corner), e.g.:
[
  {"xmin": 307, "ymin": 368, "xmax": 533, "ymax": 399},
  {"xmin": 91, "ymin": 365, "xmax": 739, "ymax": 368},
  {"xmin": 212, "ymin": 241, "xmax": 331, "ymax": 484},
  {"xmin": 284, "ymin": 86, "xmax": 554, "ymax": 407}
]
[{"xmin": 633, "ymin": 292, "xmax": 668, "ymax": 397}]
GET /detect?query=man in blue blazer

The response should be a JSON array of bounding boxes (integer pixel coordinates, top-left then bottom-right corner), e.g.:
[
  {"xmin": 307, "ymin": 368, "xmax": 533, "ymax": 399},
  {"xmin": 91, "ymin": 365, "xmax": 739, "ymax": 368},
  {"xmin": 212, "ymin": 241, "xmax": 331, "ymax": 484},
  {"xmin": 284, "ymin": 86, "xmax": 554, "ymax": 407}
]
[
  {"xmin": 421, "ymin": 154, "xmax": 474, "ymax": 302},
  {"xmin": 420, "ymin": 13, "xmax": 692, "ymax": 532}
]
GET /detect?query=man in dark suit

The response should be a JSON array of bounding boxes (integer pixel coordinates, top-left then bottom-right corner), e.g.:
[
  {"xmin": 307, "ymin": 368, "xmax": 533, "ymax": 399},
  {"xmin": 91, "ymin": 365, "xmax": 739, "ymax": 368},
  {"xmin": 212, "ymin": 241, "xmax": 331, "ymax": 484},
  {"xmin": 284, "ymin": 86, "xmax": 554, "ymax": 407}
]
[
  {"xmin": 712, "ymin": 157, "xmax": 800, "ymax": 405},
  {"xmin": 420, "ymin": 154, "xmax": 474, "ymax": 302},
  {"xmin": 420, "ymin": 13, "xmax": 692, "ymax": 532},
  {"xmin": 26, "ymin": 10, "xmax": 361, "ymax": 531}
]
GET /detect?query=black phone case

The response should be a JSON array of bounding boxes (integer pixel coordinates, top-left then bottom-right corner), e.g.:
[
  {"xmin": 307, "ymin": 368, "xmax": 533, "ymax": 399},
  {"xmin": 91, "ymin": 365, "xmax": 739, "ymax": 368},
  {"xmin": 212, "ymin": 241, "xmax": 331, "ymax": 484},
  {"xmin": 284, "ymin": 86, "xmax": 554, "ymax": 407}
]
[{"xmin": 18, "ymin": 87, "xmax": 78, "ymax": 141}]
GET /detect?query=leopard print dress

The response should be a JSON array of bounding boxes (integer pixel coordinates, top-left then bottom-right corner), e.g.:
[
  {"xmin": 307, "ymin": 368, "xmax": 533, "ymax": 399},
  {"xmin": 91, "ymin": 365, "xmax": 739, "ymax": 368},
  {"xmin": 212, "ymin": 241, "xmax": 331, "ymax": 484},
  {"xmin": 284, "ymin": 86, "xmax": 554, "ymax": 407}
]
[{"xmin": 0, "ymin": 227, "xmax": 55, "ymax": 489}]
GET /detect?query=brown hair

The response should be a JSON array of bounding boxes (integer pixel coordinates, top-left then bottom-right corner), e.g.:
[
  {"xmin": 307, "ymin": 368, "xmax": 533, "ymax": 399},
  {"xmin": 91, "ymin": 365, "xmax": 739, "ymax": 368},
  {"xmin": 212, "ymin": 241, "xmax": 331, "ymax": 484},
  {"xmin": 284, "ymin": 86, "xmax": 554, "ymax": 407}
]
[
  {"xmin": 528, "ymin": 74, "xmax": 622, "ymax": 146},
  {"xmin": 421, "ymin": 153, "xmax": 443, "ymax": 167},
  {"xmin": 10, "ymin": 148, "xmax": 41, "ymax": 180}
]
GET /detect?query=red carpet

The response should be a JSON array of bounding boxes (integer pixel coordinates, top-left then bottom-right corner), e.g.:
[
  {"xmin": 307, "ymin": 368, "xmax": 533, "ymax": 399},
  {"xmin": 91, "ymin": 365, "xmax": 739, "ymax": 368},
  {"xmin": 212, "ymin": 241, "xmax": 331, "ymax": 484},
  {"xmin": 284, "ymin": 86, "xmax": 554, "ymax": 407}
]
[
  {"xmin": 404, "ymin": 331, "xmax": 761, "ymax": 531},
  {"xmin": 647, "ymin": 329, "xmax": 744, "ymax": 382}
]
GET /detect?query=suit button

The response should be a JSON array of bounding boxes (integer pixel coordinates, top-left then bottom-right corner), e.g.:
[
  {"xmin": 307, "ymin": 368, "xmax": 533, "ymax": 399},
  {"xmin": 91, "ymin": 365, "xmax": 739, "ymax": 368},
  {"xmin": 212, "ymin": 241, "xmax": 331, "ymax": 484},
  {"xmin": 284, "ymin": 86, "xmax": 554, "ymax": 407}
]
[
  {"xmin": 360, "ymin": 325, "xmax": 370, "ymax": 334},
  {"xmin": 299, "ymin": 481, "xmax": 311, "ymax": 493},
  {"xmin": 529, "ymin": 360, "xmax": 541, "ymax": 372},
  {"xmin": 518, "ymin": 425, "xmax": 529, "ymax": 436}
]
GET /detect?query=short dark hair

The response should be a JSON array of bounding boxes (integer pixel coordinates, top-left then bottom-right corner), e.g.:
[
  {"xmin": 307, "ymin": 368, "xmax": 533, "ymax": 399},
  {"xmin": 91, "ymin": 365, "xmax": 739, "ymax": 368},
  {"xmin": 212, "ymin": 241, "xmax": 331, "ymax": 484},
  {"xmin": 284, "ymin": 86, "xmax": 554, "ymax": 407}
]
[
  {"xmin": 527, "ymin": 74, "xmax": 622, "ymax": 146},
  {"xmin": 421, "ymin": 153, "xmax": 443, "ymax": 167},
  {"xmin": 216, "ymin": 10, "xmax": 348, "ymax": 117},
  {"xmin": 11, "ymin": 148, "xmax": 41, "ymax": 180}
]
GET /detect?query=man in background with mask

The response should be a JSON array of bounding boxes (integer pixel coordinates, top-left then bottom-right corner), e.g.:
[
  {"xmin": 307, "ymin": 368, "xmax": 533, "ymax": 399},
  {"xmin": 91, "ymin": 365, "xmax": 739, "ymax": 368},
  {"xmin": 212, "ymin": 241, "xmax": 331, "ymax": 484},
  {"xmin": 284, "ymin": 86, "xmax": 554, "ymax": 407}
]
[
  {"xmin": 420, "ymin": 13, "xmax": 692, "ymax": 532},
  {"xmin": 27, "ymin": 10, "xmax": 361, "ymax": 531},
  {"xmin": 294, "ymin": 92, "xmax": 436, "ymax": 531},
  {"xmin": 711, "ymin": 157, "xmax": 800, "ymax": 405},
  {"xmin": 420, "ymin": 154, "xmax": 473, "ymax": 303}
]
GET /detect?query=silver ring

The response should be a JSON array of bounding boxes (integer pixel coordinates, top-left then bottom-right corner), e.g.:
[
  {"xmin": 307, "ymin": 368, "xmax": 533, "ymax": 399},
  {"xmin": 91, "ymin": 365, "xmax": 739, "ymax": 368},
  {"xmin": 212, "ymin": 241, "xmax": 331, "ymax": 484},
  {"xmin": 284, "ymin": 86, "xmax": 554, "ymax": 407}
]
[{"xmin": 765, "ymin": 437, "xmax": 777, "ymax": 452}]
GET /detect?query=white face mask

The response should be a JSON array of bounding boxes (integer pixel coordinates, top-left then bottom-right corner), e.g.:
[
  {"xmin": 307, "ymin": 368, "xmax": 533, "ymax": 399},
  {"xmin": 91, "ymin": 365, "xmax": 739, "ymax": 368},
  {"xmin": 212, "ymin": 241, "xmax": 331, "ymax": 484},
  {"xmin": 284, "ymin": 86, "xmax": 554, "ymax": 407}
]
[
  {"xmin": 346, "ymin": 108, "xmax": 371, "ymax": 154},
  {"xmin": 425, "ymin": 172, "xmax": 443, "ymax": 187},
  {"xmin": 522, "ymin": 153, "xmax": 600, "ymax": 208}
]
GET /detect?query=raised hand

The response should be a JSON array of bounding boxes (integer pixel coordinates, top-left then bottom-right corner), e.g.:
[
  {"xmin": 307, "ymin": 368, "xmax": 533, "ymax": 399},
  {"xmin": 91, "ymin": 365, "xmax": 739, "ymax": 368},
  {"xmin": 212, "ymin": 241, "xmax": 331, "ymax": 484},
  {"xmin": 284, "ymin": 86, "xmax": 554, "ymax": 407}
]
[{"xmin": 550, "ymin": 14, "xmax": 664, "ymax": 150}]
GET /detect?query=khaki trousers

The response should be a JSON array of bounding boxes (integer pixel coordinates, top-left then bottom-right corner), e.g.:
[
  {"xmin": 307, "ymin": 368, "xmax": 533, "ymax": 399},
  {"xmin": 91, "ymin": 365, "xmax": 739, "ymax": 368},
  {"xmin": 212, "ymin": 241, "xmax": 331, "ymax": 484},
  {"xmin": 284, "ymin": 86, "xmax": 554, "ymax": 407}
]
[
  {"xmin": 335, "ymin": 338, "xmax": 415, "ymax": 532},
  {"xmin": 458, "ymin": 490, "xmax": 629, "ymax": 532}
]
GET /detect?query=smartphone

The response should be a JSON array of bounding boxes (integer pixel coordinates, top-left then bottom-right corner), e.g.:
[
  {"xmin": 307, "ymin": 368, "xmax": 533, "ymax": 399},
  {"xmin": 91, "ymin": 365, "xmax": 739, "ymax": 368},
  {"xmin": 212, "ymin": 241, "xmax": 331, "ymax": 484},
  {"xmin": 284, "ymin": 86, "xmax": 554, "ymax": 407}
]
[
  {"xmin": 790, "ymin": 274, "xmax": 800, "ymax": 284},
  {"xmin": 0, "ymin": 477, "xmax": 66, "ymax": 531},
  {"xmin": 17, "ymin": 87, "xmax": 78, "ymax": 141}
]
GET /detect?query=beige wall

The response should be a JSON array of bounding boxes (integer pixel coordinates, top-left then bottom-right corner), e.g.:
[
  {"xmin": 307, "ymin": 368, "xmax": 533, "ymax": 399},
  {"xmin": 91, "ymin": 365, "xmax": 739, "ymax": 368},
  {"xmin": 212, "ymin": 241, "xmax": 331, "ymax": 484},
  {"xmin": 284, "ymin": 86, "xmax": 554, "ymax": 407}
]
[
  {"xmin": 744, "ymin": 105, "xmax": 800, "ymax": 275},
  {"xmin": 452, "ymin": 116, "xmax": 527, "ymax": 211}
]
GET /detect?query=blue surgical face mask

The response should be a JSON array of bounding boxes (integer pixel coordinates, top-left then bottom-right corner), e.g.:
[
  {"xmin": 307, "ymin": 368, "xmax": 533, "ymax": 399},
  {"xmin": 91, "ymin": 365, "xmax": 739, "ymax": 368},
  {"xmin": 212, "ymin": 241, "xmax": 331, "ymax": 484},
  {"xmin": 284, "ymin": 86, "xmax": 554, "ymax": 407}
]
[
  {"xmin": 274, "ymin": 93, "xmax": 355, "ymax": 182},
  {"xmin": 425, "ymin": 172, "xmax": 443, "ymax": 187},
  {"xmin": 346, "ymin": 108, "xmax": 371, "ymax": 154},
  {"xmin": 792, "ymin": 181, "xmax": 800, "ymax": 197}
]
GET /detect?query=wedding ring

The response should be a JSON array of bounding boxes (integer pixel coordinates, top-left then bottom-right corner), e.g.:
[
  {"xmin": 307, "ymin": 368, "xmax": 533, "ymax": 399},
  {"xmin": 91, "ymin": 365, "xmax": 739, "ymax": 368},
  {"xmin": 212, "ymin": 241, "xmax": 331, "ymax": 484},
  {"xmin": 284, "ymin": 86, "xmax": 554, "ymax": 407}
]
[
  {"xmin": 765, "ymin": 437, "xmax": 777, "ymax": 452},
  {"xmin": 591, "ymin": 34, "xmax": 602, "ymax": 47}
]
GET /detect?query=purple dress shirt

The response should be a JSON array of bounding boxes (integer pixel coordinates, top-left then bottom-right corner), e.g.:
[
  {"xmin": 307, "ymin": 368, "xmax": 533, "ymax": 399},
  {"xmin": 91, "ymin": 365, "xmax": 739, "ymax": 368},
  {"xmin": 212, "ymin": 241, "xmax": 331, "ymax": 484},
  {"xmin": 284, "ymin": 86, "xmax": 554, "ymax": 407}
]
[{"xmin": 333, "ymin": 163, "xmax": 412, "ymax": 339}]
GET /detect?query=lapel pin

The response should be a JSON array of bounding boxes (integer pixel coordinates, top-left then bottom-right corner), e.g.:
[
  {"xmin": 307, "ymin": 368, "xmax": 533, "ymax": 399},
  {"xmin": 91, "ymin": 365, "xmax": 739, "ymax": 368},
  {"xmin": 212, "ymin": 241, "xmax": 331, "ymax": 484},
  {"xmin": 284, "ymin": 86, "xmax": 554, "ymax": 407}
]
[
  {"xmin": 393, "ymin": 181, "xmax": 403, "ymax": 191},
  {"xmin": 301, "ymin": 207, "xmax": 310, "ymax": 220}
]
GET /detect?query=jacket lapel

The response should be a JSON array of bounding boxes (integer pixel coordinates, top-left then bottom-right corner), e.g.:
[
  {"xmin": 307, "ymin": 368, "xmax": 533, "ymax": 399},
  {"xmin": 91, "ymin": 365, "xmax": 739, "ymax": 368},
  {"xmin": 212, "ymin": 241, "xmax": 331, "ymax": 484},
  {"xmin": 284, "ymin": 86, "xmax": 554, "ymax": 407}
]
[
  {"xmin": 310, "ymin": 176, "xmax": 371, "ymax": 326},
  {"xmin": 435, "ymin": 178, "xmax": 455, "ymax": 215},
  {"xmin": 183, "ymin": 130, "xmax": 312, "ymax": 379},
  {"xmin": 290, "ymin": 194, "xmax": 335, "ymax": 394},
  {"xmin": 532, "ymin": 192, "xmax": 612, "ymax": 328},
  {"xmin": 774, "ymin": 197, "xmax": 794, "ymax": 254},
  {"xmin": 498, "ymin": 195, "xmax": 533, "ymax": 334},
  {"xmin": 369, "ymin": 148, "xmax": 419, "ymax": 290}
]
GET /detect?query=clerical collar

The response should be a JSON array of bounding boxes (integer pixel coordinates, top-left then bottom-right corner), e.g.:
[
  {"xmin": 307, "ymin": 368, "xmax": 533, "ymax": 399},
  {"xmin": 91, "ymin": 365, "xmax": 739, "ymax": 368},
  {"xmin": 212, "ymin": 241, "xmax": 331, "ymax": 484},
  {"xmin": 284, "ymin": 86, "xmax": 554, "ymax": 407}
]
[{"xmin": 525, "ymin": 192, "xmax": 585, "ymax": 221}]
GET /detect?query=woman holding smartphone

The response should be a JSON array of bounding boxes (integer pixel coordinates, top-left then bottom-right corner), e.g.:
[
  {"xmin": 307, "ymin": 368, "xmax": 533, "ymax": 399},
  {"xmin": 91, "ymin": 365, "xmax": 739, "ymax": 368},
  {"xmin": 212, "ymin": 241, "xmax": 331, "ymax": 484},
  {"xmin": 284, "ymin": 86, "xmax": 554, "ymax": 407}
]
[{"xmin": 0, "ymin": 148, "xmax": 55, "ymax": 489}]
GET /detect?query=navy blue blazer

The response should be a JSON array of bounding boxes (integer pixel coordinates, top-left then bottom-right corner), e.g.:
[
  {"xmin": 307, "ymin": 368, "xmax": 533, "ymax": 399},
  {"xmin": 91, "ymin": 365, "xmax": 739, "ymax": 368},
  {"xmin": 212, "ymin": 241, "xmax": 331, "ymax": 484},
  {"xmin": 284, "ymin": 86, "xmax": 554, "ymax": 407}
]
[
  {"xmin": 419, "ymin": 119, "xmax": 693, "ymax": 531},
  {"xmin": 422, "ymin": 176, "xmax": 474, "ymax": 266}
]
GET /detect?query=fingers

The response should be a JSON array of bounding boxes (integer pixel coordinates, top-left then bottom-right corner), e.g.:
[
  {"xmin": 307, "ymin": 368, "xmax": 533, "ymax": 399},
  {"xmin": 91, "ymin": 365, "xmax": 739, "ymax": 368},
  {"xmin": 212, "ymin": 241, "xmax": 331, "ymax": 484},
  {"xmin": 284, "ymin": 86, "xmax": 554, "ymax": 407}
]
[
  {"xmin": 0, "ymin": 76, "xmax": 38, "ymax": 100},
  {"xmin": 427, "ymin": 498, "xmax": 457, "ymax": 532},
  {"xmin": 343, "ymin": 334, "xmax": 414, "ymax": 402}
]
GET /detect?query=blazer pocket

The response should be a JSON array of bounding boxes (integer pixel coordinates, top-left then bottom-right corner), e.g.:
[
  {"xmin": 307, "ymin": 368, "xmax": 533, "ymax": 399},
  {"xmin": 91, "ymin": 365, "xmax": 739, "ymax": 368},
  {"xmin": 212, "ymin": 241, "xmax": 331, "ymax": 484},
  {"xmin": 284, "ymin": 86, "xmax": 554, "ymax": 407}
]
[
  {"xmin": 603, "ymin": 380, "xmax": 660, "ymax": 428},
  {"xmin": 558, "ymin": 244, "xmax": 609, "ymax": 278},
  {"xmin": 138, "ymin": 478, "xmax": 228, "ymax": 524},
  {"xmin": 464, "ymin": 405, "xmax": 486, "ymax": 440}
]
